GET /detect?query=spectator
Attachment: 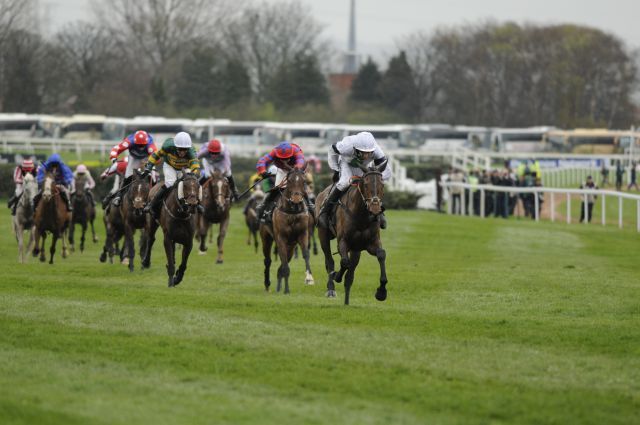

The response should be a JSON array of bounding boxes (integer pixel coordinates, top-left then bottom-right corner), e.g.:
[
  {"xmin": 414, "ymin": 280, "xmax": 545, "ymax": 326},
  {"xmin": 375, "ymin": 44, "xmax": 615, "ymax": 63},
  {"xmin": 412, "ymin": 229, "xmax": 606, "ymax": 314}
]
[
  {"xmin": 600, "ymin": 163, "xmax": 609, "ymax": 187},
  {"xmin": 627, "ymin": 161, "xmax": 638, "ymax": 191},
  {"xmin": 449, "ymin": 167, "xmax": 465, "ymax": 214},
  {"xmin": 615, "ymin": 160, "xmax": 625, "ymax": 191},
  {"xmin": 579, "ymin": 175, "xmax": 598, "ymax": 223}
]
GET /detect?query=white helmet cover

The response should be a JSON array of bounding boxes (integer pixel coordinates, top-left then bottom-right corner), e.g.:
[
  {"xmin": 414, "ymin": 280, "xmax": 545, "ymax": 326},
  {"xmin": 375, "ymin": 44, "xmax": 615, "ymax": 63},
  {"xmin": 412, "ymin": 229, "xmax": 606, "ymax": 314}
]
[
  {"xmin": 174, "ymin": 131, "xmax": 192, "ymax": 148},
  {"xmin": 353, "ymin": 132, "xmax": 376, "ymax": 153}
]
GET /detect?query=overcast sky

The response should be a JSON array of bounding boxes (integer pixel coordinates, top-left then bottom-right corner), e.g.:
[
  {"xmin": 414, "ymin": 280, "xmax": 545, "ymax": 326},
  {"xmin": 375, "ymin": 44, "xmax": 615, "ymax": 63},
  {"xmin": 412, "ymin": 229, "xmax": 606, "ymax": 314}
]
[{"xmin": 44, "ymin": 0, "xmax": 640, "ymax": 63}]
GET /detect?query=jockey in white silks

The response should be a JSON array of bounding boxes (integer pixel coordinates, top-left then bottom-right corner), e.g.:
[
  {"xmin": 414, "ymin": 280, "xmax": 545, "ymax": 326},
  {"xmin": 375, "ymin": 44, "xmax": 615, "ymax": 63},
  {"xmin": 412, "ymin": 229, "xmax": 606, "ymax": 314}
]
[{"xmin": 318, "ymin": 131, "xmax": 392, "ymax": 229}]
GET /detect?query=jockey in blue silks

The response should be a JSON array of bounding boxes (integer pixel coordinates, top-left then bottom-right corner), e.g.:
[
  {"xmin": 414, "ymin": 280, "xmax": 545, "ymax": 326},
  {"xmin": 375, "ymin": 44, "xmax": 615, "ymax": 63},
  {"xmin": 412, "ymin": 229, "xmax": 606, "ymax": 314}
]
[{"xmin": 34, "ymin": 153, "xmax": 74, "ymax": 211}]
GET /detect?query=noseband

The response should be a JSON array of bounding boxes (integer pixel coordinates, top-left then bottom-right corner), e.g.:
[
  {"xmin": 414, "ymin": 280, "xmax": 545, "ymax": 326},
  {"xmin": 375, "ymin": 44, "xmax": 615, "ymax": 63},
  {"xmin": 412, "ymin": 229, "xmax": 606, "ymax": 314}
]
[{"xmin": 355, "ymin": 171, "xmax": 384, "ymax": 215}]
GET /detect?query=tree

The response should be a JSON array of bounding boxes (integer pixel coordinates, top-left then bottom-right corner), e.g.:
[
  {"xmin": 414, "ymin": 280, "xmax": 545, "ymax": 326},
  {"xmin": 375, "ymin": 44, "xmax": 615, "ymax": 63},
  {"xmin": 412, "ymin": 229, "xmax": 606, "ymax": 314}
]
[
  {"xmin": 350, "ymin": 57, "xmax": 382, "ymax": 104},
  {"xmin": 222, "ymin": 0, "xmax": 329, "ymax": 102},
  {"xmin": 378, "ymin": 51, "xmax": 418, "ymax": 121},
  {"xmin": 1, "ymin": 29, "xmax": 42, "ymax": 112},
  {"xmin": 268, "ymin": 52, "xmax": 329, "ymax": 109}
]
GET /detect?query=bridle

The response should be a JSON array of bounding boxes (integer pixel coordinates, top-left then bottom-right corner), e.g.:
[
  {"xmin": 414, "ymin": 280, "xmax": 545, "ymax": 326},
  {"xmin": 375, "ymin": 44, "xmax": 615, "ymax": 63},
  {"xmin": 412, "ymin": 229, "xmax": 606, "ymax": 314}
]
[{"xmin": 354, "ymin": 171, "xmax": 384, "ymax": 215}]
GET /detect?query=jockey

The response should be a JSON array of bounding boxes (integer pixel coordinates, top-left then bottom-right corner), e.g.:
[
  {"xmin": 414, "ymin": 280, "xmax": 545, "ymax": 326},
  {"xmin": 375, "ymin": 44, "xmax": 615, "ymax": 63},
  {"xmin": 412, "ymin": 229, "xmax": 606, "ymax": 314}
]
[
  {"xmin": 254, "ymin": 141, "xmax": 314, "ymax": 222},
  {"xmin": 100, "ymin": 156, "xmax": 128, "ymax": 209},
  {"xmin": 109, "ymin": 130, "xmax": 157, "ymax": 206},
  {"xmin": 318, "ymin": 132, "xmax": 392, "ymax": 229},
  {"xmin": 197, "ymin": 138, "xmax": 240, "ymax": 200},
  {"xmin": 35, "ymin": 153, "xmax": 74, "ymax": 212},
  {"xmin": 7, "ymin": 159, "xmax": 36, "ymax": 216},
  {"xmin": 71, "ymin": 164, "xmax": 96, "ymax": 207},
  {"xmin": 142, "ymin": 132, "xmax": 202, "ymax": 219}
]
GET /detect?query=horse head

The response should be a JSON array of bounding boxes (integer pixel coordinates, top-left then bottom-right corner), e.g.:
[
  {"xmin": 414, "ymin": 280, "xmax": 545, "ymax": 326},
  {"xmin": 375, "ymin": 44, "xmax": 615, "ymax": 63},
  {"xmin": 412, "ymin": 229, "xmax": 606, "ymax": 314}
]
[
  {"xmin": 177, "ymin": 172, "xmax": 201, "ymax": 214},
  {"xmin": 128, "ymin": 169, "xmax": 151, "ymax": 216},
  {"xmin": 282, "ymin": 166, "xmax": 307, "ymax": 206},
  {"xmin": 42, "ymin": 173, "xmax": 57, "ymax": 202},
  {"xmin": 355, "ymin": 160, "xmax": 387, "ymax": 216},
  {"xmin": 205, "ymin": 170, "xmax": 230, "ymax": 210},
  {"xmin": 22, "ymin": 173, "xmax": 38, "ymax": 202}
]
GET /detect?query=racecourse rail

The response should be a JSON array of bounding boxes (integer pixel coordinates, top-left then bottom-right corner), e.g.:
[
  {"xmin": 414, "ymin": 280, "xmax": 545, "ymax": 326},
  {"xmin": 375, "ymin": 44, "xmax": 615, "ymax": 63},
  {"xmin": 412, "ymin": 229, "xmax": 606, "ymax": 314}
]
[{"xmin": 441, "ymin": 181, "xmax": 640, "ymax": 231}]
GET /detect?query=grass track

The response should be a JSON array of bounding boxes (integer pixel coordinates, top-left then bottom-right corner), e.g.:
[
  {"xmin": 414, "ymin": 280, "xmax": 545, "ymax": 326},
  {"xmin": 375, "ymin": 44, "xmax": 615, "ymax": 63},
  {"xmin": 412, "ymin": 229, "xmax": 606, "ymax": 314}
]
[{"xmin": 0, "ymin": 206, "xmax": 638, "ymax": 424}]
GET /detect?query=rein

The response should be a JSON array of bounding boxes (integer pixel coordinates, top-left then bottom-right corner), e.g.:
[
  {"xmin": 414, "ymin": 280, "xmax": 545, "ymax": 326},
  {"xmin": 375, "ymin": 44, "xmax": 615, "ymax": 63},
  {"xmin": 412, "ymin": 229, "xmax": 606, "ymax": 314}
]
[{"xmin": 339, "ymin": 171, "xmax": 384, "ymax": 222}]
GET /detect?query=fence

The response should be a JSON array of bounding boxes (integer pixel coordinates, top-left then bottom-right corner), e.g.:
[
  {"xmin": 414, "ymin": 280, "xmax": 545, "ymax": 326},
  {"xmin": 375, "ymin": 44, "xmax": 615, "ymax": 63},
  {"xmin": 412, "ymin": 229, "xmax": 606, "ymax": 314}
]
[{"xmin": 441, "ymin": 181, "xmax": 640, "ymax": 231}]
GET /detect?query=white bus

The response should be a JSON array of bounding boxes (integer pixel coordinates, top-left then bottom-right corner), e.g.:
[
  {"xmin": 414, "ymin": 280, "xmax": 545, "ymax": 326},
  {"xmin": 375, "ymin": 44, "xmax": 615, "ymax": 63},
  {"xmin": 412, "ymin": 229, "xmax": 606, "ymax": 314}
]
[
  {"xmin": 261, "ymin": 122, "xmax": 331, "ymax": 151},
  {"xmin": 192, "ymin": 119, "xmax": 265, "ymax": 147},
  {"xmin": 123, "ymin": 116, "xmax": 193, "ymax": 144},
  {"xmin": 59, "ymin": 114, "xmax": 108, "ymax": 140},
  {"xmin": 0, "ymin": 113, "xmax": 58, "ymax": 138},
  {"xmin": 490, "ymin": 126, "xmax": 554, "ymax": 153}
]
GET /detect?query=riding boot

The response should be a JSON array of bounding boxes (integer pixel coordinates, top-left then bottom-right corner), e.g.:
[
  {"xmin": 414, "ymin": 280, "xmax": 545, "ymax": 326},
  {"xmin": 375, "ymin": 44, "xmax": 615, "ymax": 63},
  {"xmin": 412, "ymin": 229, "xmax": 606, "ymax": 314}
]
[
  {"xmin": 318, "ymin": 186, "xmax": 345, "ymax": 228},
  {"xmin": 199, "ymin": 175, "xmax": 207, "ymax": 186},
  {"xmin": 228, "ymin": 175, "xmax": 240, "ymax": 201},
  {"xmin": 304, "ymin": 193, "xmax": 315, "ymax": 218},
  {"xmin": 7, "ymin": 194, "xmax": 17, "ymax": 209},
  {"xmin": 256, "ymin": 190, "xmax": 279, "ymax": 223},
  {"xmin": 10, "ymin": 193, "xmax": 21, "ymax": 216},
  {"xmin": 113, "ymin": 175, "xmax": 134, "ymax": 206},
  {"xmin": 87, "ymin": 190, "xmax": 96, "ymax": 207},
  {"xmin": 61, "ymin": 191, "xmax": 73, "ymax": 212},
  {"xmin": 102, "ymin": 193, "xmax": 113, "ymax": 210},
  {"xmin": 144, "ymin": 185, "xmax": 170, "ymax": 220}
]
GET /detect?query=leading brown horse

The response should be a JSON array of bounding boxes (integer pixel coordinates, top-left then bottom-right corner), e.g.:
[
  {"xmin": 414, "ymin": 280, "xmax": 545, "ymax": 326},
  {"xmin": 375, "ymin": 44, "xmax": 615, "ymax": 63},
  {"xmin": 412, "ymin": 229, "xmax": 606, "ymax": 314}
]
[
  {"xmin": 143, "ymin": 172, "xmax": 200, "ymax": 287},
  {"xmin": 197, "ymin": 170, "xmax": 231, "ymax": 264},
  {"xmin": 32, "ymin": 172, "xmax": 71, "ymax": 264},
  {"xmin": 315, "ymin": 162, "xmax": 389, "ymax": 305},
  {"xmin": 260, "ymin": 167, "xmax": 314, "ymax": 293}
]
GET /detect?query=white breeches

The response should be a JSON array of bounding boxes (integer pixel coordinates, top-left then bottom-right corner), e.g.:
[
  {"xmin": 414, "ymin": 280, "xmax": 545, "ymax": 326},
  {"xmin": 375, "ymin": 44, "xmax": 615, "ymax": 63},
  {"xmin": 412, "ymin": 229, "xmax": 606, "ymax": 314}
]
[{"xmin": 125, "ymin": 157, "xmax": 145, "ymax": 178}]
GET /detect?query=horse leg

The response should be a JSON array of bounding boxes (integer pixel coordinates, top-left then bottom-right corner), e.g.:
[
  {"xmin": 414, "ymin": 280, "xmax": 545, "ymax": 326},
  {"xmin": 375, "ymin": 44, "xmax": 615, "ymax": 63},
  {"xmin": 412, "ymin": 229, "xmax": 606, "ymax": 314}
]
[
  {"xmin": 262, "ymin": 234, "xmax": 273, "ymax": 291},
  {"xmin": 80, "ymin": 221, "xmax": 87, "ymax": 253},
  {"xmin": 142, "ymin": 221, "xmax": 158, "ymax": 269},
  {"xmin": 198, "ymin": 219, "xmax": 209, "ymax": 254},
  {"xmin": 25, "ymin": 226, "xmax": 35, "ymax": 262},
  {"xmin": 253, "ymin": 229, "xmax": 259, "ymax": 253},
  {"xmin": 91, "ymin": 217, "xmax": 98, "ymax": 243},
  {"xmin": 68, "ymin": 222, "xmax": 75, "ymax": 252},
  {"xmin": 15, "ymin": 222, "xmax": 24, "ymax": 263},
  {"xmin": 39, "ymin": 232, "xmax": 47, "ymax": 262},
  {"xmin": 368, "ymin": 245, "xmax": 388, "ymax": 302},
  {"xmin": 344, "ymin": 250, "xmax": 361, "ymax": 306},
  {"xmin": 318, "ymin": 227, "xmax": 336, "ymax": 298},
  {"xmin": 216, "ymin": 218, "xmax": 230, "ymax": 264},
  {"xmin": 125, "ymin": 224, "xmax": 135, "ymax": 273},
  {"xmin": 277, "ymin": 244, "xmax": 294, "ymax": 294},
  {"xmin": 311, "ymin": 229, "xmax": 318, "ymax": 256},
  {"xmin": 164, "ymin": 237, "xmax": 175, "ymax": 287},
  {"xmin": 334, "ymin": 239, "xmax": 350, "ymax": 284},
  {"xmin": 173, "ymin": 239, "xmax": 192, "ymax": 287},
  {"xmin": 299, "ymin": 233, "xmax": 314, "ymax": 286},
  {"xmin": 49, "ymin": 232, "xmax": 58, "ymax": 264}
]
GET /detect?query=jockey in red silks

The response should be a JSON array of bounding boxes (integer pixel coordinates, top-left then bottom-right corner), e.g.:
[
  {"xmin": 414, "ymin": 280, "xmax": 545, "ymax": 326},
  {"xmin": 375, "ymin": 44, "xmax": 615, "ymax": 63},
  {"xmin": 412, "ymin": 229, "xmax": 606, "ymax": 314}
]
[
  {"xmin": 254, "ymin": 141, "xmax": 313, "ymax": 222},
  {"xmin": 108, "ymin": 130, "xmax": 157, "ymax": 206},
  {"xmin": 197, "ymin": 139, "xmax": 240, "ymax": 200},
  {"xmin": 100, "ymin": 157, "xmax": 128, "ymax": 209},
  {"xmin": 7, "ymin": 159, "xmax": 36, "ymax": 215}
]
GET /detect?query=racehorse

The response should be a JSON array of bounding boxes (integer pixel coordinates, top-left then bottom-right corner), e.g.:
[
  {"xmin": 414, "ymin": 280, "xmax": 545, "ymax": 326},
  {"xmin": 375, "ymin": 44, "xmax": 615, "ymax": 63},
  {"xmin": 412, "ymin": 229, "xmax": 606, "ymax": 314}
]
[
  {"xmin": 259, "ymin": 167, "xmax": 314, "ymax": 293},
  {"xmin": 197, "ymin": 170, "xmax": 231, "ymax": 263},
  {"xmin": 121, "ymin": 170, "xmax": 151, "ymax": 272},
  {"xmin": 245, "ymin": 190, "xmax": 264, "ymax": 253},
  {"xmin": 100, "ymin": 198, "xmax": 125, "ymax": 264},
  {"xmin": 143, "ymin": 172, "xmax": 200, "ymax": 287},
  {"xmin": 13, "ymin": 173, "xmax": 38, "ymax": 263},
  {"xmin": 32, "ymin": 172, "xmax": 70, "ymax": 264},
  {"xmin": 315, "ymin": 162, "xmax": 389, "ymax": 305},
  {"xmin": 68, "ymin": 174, "xmax": 97, "ymax": 252}
]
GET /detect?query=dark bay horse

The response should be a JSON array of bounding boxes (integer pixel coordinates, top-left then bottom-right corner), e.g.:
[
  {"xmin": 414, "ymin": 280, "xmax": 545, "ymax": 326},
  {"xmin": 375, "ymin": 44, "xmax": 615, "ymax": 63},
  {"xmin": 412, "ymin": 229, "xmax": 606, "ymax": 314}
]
[
  {"xmin": 260, "ymin": 167, "xmax": 314, "ymax": 293},
  {"xmin": 69, "ymin": 175, "xmax": 97, "ymax": 252},
  {"xmin": 100, "ymin": 200, "xmax": 125, "ymax": 264},
  {"xmin": 32, "ymin": 173, "xmax": 70, "ymax": 264},
  {"xmin": 245, "ymin": 190, "xmax": 264, "ymax": 253},
  {"xmin": 315, "ymin": 162, "xmax": 389, "ymax": 305},
  {"xmin": 143, "ymin": 173, "xmax": 200, "ymax": 287},
  {"xmin": 121, "ymin": 170, "xmax": 151, "ymax": 272},
  {"xmin": 13, "ymin": 173, "xmax": 38, "ymax": 263},
  {"xmin": 197, "ymin": 170, "xmax": 231, "ymax": 264}
]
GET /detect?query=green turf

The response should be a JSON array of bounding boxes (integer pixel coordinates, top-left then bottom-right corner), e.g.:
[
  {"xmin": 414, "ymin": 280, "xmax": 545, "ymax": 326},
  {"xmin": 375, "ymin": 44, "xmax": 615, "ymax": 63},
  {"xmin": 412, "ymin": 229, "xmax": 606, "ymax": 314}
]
[{"xmin": 0, "ymin": 207, "xmax": 638, "ymax": 424}]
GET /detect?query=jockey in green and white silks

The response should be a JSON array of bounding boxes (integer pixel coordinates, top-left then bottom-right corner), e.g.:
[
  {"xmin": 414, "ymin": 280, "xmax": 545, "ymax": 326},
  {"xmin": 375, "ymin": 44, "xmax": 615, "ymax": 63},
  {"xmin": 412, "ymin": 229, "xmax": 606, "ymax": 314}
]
[
  {"xmin": 143, "ymin": 132, "xmax": 201, "ymax": 219},
  {"xmin": 318, "ymin": 132, "xmax": 392, "ymax": 228}
]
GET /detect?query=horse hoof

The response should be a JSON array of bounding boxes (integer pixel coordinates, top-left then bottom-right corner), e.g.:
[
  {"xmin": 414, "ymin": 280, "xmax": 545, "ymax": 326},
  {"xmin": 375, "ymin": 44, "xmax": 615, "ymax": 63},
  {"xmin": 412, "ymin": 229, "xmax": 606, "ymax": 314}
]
[
  {"xmin": 70, "ymin": 247, "xmax": 75, "ymax": 253},
  {"xmin": 40, "ymin": 256, "xmax": 45, "ymax": 263},
  {"xmin": 216, "ymin": 259, "xmax": 223, "ymax": 264},
  {"xmin": 121, "ymin": 258, "xmax": 129, "ymax": 266},
  {"xmin": 198, "ymin": 250, "xmax": 206, "ymax": 255},
  {"xmin": 305, "ymin": 277, "xmax": 315, "ymax": 285},
  {"xmin": 375, "ymin": 288, "xmax": 387, "ymax": 302},
  {"xmin": 99, "ymin": 253, "xmax": 107, "ymax": 263},
  {"xmin": 93, "ymin": 237, "xmax": 98, "ymax": 243},
  {"xmin": 326, "ymin": 290, "xmax": 337, "ymax": 298}
]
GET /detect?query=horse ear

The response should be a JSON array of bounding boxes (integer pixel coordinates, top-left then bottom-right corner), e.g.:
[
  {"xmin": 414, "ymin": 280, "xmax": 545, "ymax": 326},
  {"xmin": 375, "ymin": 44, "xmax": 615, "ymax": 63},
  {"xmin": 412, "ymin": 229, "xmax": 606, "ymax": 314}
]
[{"xmin": 376, "ymin": 159, "xmax": 388, "ymax": 173}]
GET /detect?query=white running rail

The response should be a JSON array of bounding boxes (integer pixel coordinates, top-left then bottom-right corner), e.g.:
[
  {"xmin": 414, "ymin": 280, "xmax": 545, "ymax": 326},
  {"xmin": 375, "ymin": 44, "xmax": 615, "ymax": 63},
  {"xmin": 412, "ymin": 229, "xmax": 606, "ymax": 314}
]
[{"xmin": 441, "ymin": 181, "xmax": 640, "ymax": 231}]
